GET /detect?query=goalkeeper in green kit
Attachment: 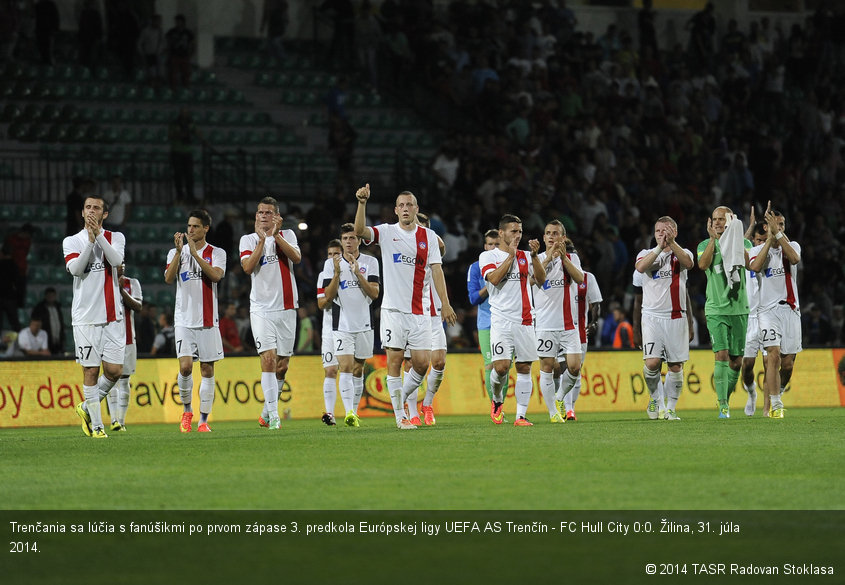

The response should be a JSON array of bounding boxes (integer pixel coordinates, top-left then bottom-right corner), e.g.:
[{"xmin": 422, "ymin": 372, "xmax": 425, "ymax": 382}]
[{"xmin": 697, "ymin": 206, "xmax": 752, "ymax": 418}]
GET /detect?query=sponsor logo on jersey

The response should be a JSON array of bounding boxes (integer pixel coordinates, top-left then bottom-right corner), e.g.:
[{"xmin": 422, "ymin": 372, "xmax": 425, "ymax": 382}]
[
  {"xmin": 180, "ymin": 269, "xmax": 204, "ymax": 281},
  {"xmin": 392, "ymin": 252, "xmax": 425, "ymax": 266},
  {"xmin": 503, "ymin": 272, "xmax": 528, "ymax": 281},
  {"xmin": 83, "ymin": 261, "xmax": 107, "ymax": 273},
  {"xmin": 339, "ymin": 279, "xmax": 362, "ymax": 290},
  {"xmin": 764, "ymin": 266, "xmax": 787, "ymax": 278},
  {"xmin": 651, "ymin": 269, "xmax": 673, "ymax": 279},
  {"xmin": 542, "ymin": 278, "xmax": 569, "ymax": 290},
  {"xmin": 259, "ymin": 254, "xmax": 279, "ymax": 266}
]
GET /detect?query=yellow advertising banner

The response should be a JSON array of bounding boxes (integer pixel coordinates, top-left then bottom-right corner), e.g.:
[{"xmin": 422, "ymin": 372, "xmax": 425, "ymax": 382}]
[{"xmin": 0, "ymin": 349, "xmax": 841, "ymax": 428}]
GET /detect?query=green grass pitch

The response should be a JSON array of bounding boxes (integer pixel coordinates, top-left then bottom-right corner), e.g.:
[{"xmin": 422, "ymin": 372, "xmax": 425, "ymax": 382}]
[{"xmin": 3, "ymin": 407, "xmax": 844, "ymax": 510}]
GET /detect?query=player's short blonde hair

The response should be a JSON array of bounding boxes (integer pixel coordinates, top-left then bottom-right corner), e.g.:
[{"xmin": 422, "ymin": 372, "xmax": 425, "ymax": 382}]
[
  {"xmin": 396, "ymin": 191, "xmax": 418, "ymax": 206},
  {"xmin": 655, "ymin": 216, "xmax": 677, "ymax": 229}
]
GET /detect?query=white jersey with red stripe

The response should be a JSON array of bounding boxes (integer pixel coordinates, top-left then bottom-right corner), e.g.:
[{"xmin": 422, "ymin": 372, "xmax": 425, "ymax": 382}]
[
  {"xmin": 637, "ymin": 248, "xmax": 693, "ymax": 318},
  {"xmin": 316, "ymin": 268, "xmax": 333, "ymax": 334},
  {"xmin": 63, "ymin": 229, "xmax": 125, "ymax": 326},
  {"xmin": 364, "ymin": 223, "xmax": 441, "ymax": 315},
  {"xmin": 576, "ymin": 271, "xmax": 603, "ymax": 343},
  {"xmin": 320, "ymin": 253, "xmax": 379, "ymax": 332},
  {"xmin": 746, "ymin": 265, "xmax": 762, "ymax": 315},
  {"xmin": 121, "ymin": 276, "xmax": 142, "ymax": 345},
  {"xmin": 534, "ymin": 251, "xmax": 581, "ymax": 331},
  {"xmin": 479, "ymin": 247, "xmax": 535, "ymax": 325},
  {"xmin": 239, "ymin": 230, "xmax": 300, "ymax": 312},
  {"xmin": 749, "ymin": 242, "xmax": 801, "ymax": 311},
  {"xmin": 166, "ymin": 244, "xmax": 227, "ymax": 328}
]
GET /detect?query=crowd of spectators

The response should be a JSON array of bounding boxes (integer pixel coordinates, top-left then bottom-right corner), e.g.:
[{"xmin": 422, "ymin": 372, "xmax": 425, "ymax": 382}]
[{"xmin": 338, "ymin": 0, "xmax": 845, "ymax": 350}]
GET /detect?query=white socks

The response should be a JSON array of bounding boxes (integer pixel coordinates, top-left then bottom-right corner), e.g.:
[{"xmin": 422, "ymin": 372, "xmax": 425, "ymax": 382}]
[
  {"xmin": 323, "ymin": 376, "xmax": 337, "ymax": 415},
  {"xmin": 665, "ymin": 370, "xmax": 683, "ymax": 411},
  {"xmin": 199, "ymin": 376, "xmax": 214, "ymax": 421},
  {"xmin": 116, "ymin": 377, "xmax": 130, "ymax": 425},
  {"xmin": 406, "ymin": 388, "xmax": 419, "ymax": 419},
  {"xmin": 424, "ymin": 368, "xmax": 444, "ymax": 406},
  {"xmin": 566, "ymin": 374, "xmax": 581, "ymax": 411},
  {"xmin": 178, "ymin": 372, "xmax": 193, "ymax": 413},
  {"xmin": 515, "ymin": 372, "xmax": 532, "ymax": 419},
  {"xmin": 644, "ymin": 366, "xmax": 660, "ymax": 398},
  {"xmin": 490, "ymin": 369, "xmax": 505, "ymax": 403},
  {"xmin": 539, "ymin": 370, "xmax": 557, "ymax": 416},
  {"xmin": 352, "ymin": 374, "xmax": 364, "ymax": 412},
  {"xmin": 387, "ymin": 375, "xmax": 405, "ymax": 422},
  {"xmin": 339, "ymin": 372, "xmax": 354, "ymax": 413},
  {"xmin": 84, "ymin": 384, "xmax": 104, "ymax": 430},
  {"xmin": 401, "ymin": 368, "xmax": 424, "ymax": 402},
  {"xmin": 262, "ymin": 372, "xmax": 279, "ymax": 419}
]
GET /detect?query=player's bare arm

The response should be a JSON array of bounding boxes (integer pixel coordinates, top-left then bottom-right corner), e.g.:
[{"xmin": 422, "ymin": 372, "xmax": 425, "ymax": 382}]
[
  {"xmin": 686, "ymin": 291, "xmax": 694, "ymax": 342},
  {"xmin": 348, "ymin": 253, "xmax": 379, "ymax": 300},
  {"xmin": 744, "ymin": 205, "xmax": 756, "ymax": 240},
  {"xmin": 241, "ymin": 224, "xmax": 266, "ymax": 276},
  {"xmin": 665, "ymin": 225, "xmax": 694, "ymax": 269},
  {"xmin": 636, "ymin": 230, "xmax": 665, "ymax": 273},
  {"xmin": 164, "ymin": 233, "xmax": 184, "ymax": 284},
  {"xmin": 765, "ymin": 205, "xmax": 800, "ymax": 265},
  {"xmin": 529, "ymin": 238, "xmax": 546, "ymax": 284},
  {"xmin": 560, "ymin": 248, "xmax": 584, "ymax": 284},
  {"xmin": 272, "ymin": 213, "xmax": 302, "ymax": 264},
  {"xmin": 698, "ymin": 218, "xmax": 718, "ymax": 270},
  {"xmin": 187, "ymin": 236, "xmax": 224, "ymax": 283},
  {"xmin": 322, "ymin": 254, "xmax": 342, "ymax": 305},
  {"xmin": 431, "ymin": 263, "xmax": 457, "ymax": 326},
  {"xmin": 353, "ymin": 183, "xmax": 371, "ymax": 238},
  {"xmin": 118, "ymin": 278, "xmax": 143, "ymax": 312},
  {"xmin": 485, "ymin": 247, "xmax": 516, "ymax": 286}
]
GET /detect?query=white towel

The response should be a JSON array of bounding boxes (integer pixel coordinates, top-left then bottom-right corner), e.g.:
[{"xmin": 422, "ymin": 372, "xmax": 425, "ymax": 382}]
[{"xmin": 719, "ymin": 213, "xmax": 745, "ymax": 289}]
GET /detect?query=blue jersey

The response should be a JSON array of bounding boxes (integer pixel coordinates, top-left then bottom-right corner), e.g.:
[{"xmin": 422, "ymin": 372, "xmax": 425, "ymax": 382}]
[{"xmin": 467, "ymin": 261, "xmax": 491, "ymax": 330}]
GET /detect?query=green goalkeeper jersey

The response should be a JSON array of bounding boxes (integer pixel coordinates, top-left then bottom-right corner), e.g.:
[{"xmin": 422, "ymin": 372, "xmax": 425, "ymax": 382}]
[{"xmin": 697, "ymin": 237, "xmax": 752, "ymax": 316}]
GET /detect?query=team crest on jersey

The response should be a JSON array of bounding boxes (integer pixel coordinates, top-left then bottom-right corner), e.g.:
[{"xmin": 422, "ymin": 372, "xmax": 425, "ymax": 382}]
[
  {"xmin": 419, "ymin": 241, "xmax": 427, "ymax": 250},
  {"xmin": 518, "ymin": 257, "xmax": 527, "ymax": 265}
]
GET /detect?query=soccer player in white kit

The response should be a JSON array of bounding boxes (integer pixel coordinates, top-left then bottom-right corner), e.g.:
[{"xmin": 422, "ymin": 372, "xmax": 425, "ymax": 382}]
[
  {"xmin": 566, "ymin": 261, "xmax": 603, "ymax": 421},
  {"xmin": 747, "ymin": 203, "xmax": 801, "ymax": 419},
  {"xmin": 239, "ymin": 197, "xmax": 301, "ymax": 431},
  {"xmin": 635, "ymin": 216, "xmax": 694, "ymax": 421},
  {"xmin": 65, "ymin": 196, "xmax": 125, "ymax": 438},
  {"xmin": 533, "ymin": 220, "xmax": 584, "ymax": 424},
  {"xmin": 481, "ymin": 214, "xmax": 545, "ymax": 426},
  {"xmin": 741, "ymin": 220, "xmax": 768, "ymax": 416},
  {"xmin": 106, "ymin": 263, "xmax": 142, "ymax": 431},
  {"xmin": 354, "ymin": 184, "xmax": 457, "ymax": 430},
  {"xmin": 403, "ymin": 213, "xmax": 447, "ymax": 426},
  {"xmin": 165, "ymin": 209, "xmax": 226, "ymax": 433},
  {"xmin": 320, "ymin": 223, "xmax": 380, "ymax": 427},
  {"xmin": 316, "ymin": 239, "xmax": 342, "ymax": 426}
]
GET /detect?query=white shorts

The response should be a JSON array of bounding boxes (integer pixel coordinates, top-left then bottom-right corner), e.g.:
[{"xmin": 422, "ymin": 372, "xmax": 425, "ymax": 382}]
[
  {"xmin": 175, "ymin": 326, "xmax": 224, "ymax": 363},
  {"xmin": 251, "ymin": 310, "xmax": 296, "ymax": 357},
  {"xmin": 381, "ymin": 309, "xmax": 431, "ymax": 352},
  {"xmin": 73, "ymin": 321, "xmax": 125, "ymax": 367},
  {"xmin": 490, "ymin": 315, "xmax": 537, "ymax": 363},
  {"xmin": 758, "ymin": 304, "xmax": 802, "ymax": 355},
  {"xmin": 536, "ymin": 328, "xmax": 581, "ymax": 359},
  {"xmin": 335, "ymin": 329, "xmax": 374, "ymax": 360},
  {"xmin": 123, "ymin": 343, "xmax": 138, "ymax": 375},
  {"xmin": 743, "ymin": 314, "xmax": 763, "ymax": 359},
  {"xmin": 430, "ymin": 316, "xmax": 447, "ymax": 351},
  {"xmin": 321, "ymin": 332, "xmax": 338, "ymax": 368},
  {"xmin": 642, "ymin": 314, "xmax": 689, "ymax": 363}
]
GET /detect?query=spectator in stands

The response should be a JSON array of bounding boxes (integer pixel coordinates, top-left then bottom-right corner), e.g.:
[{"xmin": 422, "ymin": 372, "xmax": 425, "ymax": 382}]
[
  {"xmin": 261, "ymin": 0, "xmax": 289, "ymax": 63},
  {"xmin": 137, "ymin": 14, "xmax": 165, "ymax": 87},
  {"xmin": 208, "ymin": 209, "xmax": 237, "ymax": 263},
  {"xmin": 235, "ymin": 304, "xmax": 254, "ymax": 352},
  {"xmin": 803, "ymin": 303, "xmax": 834, "ymax": 346},
  {"xmin": 355, "ymin": 0, "xmax": 381, "ymax": 91},
  {"xmin": 15, "ymin": 316, "xmax": 50, "ymax": 357},
  {"xmin": 31, "ymin": 287, "xmax": 65, "ymax": 355},
  {"xmin": 319, "ymin": 0, "xmax": 355, "ymax": 69},
  {"xmin": 219, "ymin": 302, "xmax": 243, "ymax": 354},
  {"xmin": 104, "ymin": 0, "xmax": 139, "ymax": 79},
  {"xmin": 102, "ymin": 174, "xmax": 132, "ymax": 228},
  {"xmin": 65, "ymin": 177, "xmax": 94, "ymax": 237},
  {"xmin": 77, "ymin": 0, "xmax": 103, "ymax": 71},
  {"xmin": 328, "ymin": 112, "xmax": 356, "ymax": 184},
  {"xmin": 296, "ymin": 303, "xmax": 317, "ymax": 353},
  {"xmin": 150, "ymin": 311, "xmax": 175, "ymax": 356},
  {"xmin": 0, "ymin": 242, "xmax": 21, "ymax": 333},
  {"xmin": 4, "ymin": 223, "xmax": 33, "ymax": 306},
  {"xmin": 34, "ymin": 0, "xmax": 59, "ymax": 65},
  {"xmin": 169, "ymin": 108, "xmax": 200, "ymax": 203},
  {"xmin": 0, "ymin": 0, "xmax": 20, "ymax": 64},
  {"xmin": 612, "ymin": 305, "xmax": 634, "ymax": 349},
  {"xmin": 135, "ymin": 301, "xmax": 158, "ymax": 354},
  {"xmin": 166, "ymin": 13, "xmax": 194, "ymax": 89}
]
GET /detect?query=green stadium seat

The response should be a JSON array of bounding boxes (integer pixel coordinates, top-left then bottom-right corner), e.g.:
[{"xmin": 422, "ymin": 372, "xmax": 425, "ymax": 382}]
[{"xmin": 0, "ymin": 103, "xmax": 21, "ymax": 123}]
